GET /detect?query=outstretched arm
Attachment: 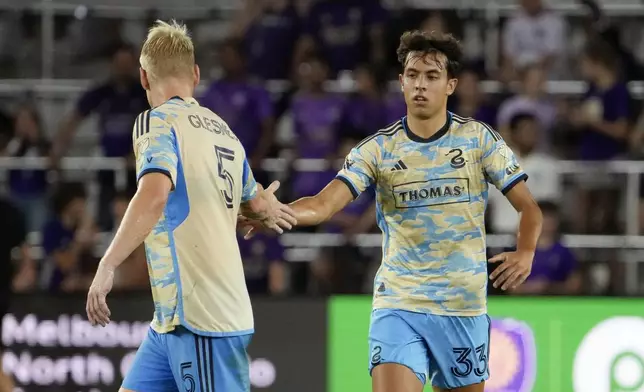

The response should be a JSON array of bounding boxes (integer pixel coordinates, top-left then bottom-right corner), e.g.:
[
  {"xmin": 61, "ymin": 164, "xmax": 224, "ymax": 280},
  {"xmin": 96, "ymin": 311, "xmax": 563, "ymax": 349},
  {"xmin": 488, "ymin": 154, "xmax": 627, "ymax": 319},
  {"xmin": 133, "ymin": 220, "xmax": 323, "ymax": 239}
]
[{"xmin": 289, "ymin": 179, "xmax": 355, "ymax": 226}]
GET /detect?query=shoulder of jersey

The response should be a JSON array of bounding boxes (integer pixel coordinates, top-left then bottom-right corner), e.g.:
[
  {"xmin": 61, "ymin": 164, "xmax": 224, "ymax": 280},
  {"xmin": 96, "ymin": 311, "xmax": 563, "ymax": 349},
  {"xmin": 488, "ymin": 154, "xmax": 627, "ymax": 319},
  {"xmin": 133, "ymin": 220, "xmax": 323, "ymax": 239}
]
[
  {"xmin": 354, "ymin": 119, "xmax": 404, "ymax": 150},
  {"xmin": 451, "ymin": 113, "xmax": 503, "ymax": 142}
]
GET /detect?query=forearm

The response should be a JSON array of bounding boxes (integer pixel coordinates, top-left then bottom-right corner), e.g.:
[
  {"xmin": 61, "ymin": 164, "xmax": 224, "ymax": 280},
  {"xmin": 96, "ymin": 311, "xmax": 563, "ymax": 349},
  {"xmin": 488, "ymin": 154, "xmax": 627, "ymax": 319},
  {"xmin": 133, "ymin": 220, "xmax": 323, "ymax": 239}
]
[
  {"xmin": 515, "ymin": 201, "xmax": 543, "ymax": 254},
  {"xmin": 593, "ymin": 121, "xmax": 628, "ymax": 140},
  {"xmin": 289, "ymin": 196, "xmax": 332, "ymax": 226},
  {"xmin": 100, "ymin": 192, "xmax": 165, "ymax": 269}
]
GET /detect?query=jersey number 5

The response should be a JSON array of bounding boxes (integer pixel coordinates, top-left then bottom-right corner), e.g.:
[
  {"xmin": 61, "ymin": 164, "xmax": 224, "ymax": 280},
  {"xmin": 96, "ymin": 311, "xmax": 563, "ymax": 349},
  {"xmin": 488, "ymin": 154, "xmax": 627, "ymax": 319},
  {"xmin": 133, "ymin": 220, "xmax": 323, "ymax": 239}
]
[{"xmin": 215, "ymin": 145, "xmax": 236, "ymax": 209}]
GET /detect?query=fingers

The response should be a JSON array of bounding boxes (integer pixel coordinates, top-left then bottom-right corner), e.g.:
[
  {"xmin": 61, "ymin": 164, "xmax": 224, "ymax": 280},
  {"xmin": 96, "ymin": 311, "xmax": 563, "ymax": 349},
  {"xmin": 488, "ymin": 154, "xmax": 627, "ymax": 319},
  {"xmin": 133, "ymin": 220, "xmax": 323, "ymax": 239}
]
[
  {"xmin": 86, "ymin": 297, "xmax": 94, "ymax": 325},
  {"xmin": 243, "ymin": 227, "xmax": 256, "ymax": 240},
  {"xmin": 265, "ymin": 180, "xmax": 281, "ymax": 194},
  {"xmin": 266, "ymin": 221, "xmax": 284, "ymax": 234},
  {"xmin": 504, "ymin": 271, "xmax": 528, "ymax": 291},
  {"xmin": 491, "ymin": 263, "xmax": 530, "ymax": 290},
  {"xmin": 98, "ymin": 297, "xmax": 112, "ymax": 324},
  {"xmin": 489, "ymin": 261, "xmax": 509, "ymax": 280},
  {"xmin": 488, "ymin": 253, "xmax": 507, "ymax": 263},
  {"xmin": 279, "ymin": 206, "xmax": 298, "ymax": 227},
  {"xmin": 499, "ymin": 270, "xmax": 523, "ymax": 291},
  {"xmin": 87, "ymin": 291, "xmax": 111, "ymax": 327}
]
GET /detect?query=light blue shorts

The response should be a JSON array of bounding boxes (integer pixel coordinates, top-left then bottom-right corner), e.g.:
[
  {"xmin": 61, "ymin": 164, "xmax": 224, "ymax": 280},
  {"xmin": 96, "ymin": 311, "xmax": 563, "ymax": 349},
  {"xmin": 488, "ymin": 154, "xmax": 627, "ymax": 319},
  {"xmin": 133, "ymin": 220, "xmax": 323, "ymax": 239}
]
[
  {"xmin": 368, "ymin": 308, "xmax": 491, "ymax": 389},
  {"xmin": 122, "ymin": 326, "xmax": 252, "ymax": 392}
]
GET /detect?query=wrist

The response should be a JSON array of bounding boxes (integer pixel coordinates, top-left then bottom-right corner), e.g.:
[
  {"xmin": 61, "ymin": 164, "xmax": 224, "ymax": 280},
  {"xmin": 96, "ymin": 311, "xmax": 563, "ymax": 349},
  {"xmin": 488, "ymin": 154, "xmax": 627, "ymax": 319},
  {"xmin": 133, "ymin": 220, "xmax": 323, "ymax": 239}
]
[
  {"xmin": 516, "ymin": 248, "xmax": 535, "ymax": 257},
  {"xmin": 98, "ymin": 259, "xmax": 118, "ymax": 271}
]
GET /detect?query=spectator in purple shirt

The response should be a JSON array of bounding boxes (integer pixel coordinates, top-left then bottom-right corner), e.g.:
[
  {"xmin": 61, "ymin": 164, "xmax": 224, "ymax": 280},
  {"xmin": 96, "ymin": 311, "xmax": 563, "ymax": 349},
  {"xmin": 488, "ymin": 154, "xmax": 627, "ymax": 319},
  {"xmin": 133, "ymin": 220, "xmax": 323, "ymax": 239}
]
[
  {"xmin": 295, "ymin": 0, "xmax": 387, "ymax": 76},
  {"xmin": 229, "ymin": 0, "xmax": 303, "ymax": 80},
  {"xmin": 512, "ymin": 202, "xmax": 582, "ymax": 295},
  {"xmin": 447, "ymin": 67, "xmax": 497, "ymax": 127},
  {"xmin": 289, "ymin": 55, "xmax": 345, "ymax": 160},
  {"xmin": 568, "ymin": 38, "xmax": 630, "ymax": 234},
  {"xmin": 3, "ymin": 103, "xmax": 50, "ymax": 232},
  {"xmin": 51, "ymin": 44, "xmax": 148, "ymax": 230},
  {"xmin": 237, "ymin": 232, "xmax": 287, "ymax": 295},
  {"xmin": 341, "ymin": 64, "xmax": 390, "ymax": 138},
  {"xmin": 201, "ymin": 38, "xmax": 275, "ymax": 169},
  {"xmin": 571, "ymin": 38, "xmax": 630, "ymax": 161},
  {"xmin": 41, "ymin": 183, "xmax": 97, "ymax": 293}
]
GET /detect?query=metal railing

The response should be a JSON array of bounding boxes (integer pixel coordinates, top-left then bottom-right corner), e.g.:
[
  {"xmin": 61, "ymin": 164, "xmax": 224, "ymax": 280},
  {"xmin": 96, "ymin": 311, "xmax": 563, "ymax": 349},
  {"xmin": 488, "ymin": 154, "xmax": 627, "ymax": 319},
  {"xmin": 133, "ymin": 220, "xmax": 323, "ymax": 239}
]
[
  {"xmin": 2, "ymin": 156, "xmax": 644, "ymax": 241},
  {"xmin": 3, "ymin": 156, "xmax": 644, "ymax": 292}
]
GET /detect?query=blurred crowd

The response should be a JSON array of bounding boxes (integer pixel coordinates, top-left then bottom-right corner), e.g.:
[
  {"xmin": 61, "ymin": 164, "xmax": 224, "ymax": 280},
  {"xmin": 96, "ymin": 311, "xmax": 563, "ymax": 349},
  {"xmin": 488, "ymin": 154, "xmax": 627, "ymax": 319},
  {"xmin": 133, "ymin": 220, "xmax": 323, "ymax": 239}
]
[{"xmin": 1, "ymin": 0, "xmax": 644, "ymax": 298}]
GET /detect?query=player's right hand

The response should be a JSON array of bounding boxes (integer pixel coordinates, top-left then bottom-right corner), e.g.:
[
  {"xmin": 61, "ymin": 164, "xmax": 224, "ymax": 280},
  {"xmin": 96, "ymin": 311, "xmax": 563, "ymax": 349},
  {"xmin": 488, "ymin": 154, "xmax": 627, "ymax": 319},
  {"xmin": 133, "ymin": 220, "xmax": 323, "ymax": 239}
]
[
  {"xmin": 86, "ymin": 263, "xmax": 115, "ymax": 327},
  {"xmin": 259, "ymin": 181, "xmax": 298, "ymax": 234}
]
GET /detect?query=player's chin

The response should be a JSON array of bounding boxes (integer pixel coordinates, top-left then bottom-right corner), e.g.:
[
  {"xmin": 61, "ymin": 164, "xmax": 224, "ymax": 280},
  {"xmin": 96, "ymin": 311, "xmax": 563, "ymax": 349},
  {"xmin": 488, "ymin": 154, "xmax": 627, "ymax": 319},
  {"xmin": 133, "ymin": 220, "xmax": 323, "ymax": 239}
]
[{"xmin": 408, "ymin": 106, "xmax": 434, "ymax": 120}]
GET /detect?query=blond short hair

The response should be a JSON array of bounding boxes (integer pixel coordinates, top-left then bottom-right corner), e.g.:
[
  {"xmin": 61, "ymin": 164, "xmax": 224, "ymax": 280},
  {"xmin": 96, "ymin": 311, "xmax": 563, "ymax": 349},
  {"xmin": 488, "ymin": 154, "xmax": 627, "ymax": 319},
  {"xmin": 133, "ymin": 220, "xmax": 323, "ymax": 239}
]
[{"xmin": 140, "ymin": 20, "xmax": 195, "ymax": 80}]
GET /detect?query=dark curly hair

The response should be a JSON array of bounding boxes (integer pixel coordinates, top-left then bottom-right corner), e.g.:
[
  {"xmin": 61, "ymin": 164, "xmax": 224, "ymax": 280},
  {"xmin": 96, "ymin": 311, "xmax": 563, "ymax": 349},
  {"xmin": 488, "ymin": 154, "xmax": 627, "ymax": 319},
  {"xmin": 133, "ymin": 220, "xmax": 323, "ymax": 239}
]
[{"xmin": 396, "ymin": 30, "xmax": 463, "ymax": 78}]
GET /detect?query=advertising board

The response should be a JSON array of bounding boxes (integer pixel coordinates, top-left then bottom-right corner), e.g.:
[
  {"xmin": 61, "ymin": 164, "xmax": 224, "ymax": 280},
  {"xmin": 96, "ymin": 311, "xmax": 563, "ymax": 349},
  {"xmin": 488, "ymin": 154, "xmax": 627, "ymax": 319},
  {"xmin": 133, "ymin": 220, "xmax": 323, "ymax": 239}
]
[
  {"xmin": 1, "ymin": 295, "xmax": 326, "ymax": 392},
  {"xmin": 328, "ymin": 296, "xmax": 644, "ymax": 392}
]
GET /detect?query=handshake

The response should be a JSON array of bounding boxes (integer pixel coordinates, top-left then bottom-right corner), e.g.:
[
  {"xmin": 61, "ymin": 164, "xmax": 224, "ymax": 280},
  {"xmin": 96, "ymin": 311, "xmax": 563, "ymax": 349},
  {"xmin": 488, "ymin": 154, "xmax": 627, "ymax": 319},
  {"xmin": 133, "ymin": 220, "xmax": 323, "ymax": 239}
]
[{"xmin": 238, "ymin": 180, "xmax": 298, "ymax": 239}]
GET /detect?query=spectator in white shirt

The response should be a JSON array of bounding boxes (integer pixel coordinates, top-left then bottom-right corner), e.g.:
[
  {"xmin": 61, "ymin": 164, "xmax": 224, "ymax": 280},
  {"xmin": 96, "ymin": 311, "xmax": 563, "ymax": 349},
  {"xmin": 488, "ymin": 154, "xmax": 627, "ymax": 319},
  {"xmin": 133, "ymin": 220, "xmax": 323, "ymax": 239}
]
[
  {"xmin": 502, "ymin": 0, "xmax": 567, "ymax": 80},
  {"xmin": 497, "ymin": 64, "xmax": 557, "ymax": 145},
  {"xmin": 490, "ymin": 113, "xmax": 561, "ymax": 233}
]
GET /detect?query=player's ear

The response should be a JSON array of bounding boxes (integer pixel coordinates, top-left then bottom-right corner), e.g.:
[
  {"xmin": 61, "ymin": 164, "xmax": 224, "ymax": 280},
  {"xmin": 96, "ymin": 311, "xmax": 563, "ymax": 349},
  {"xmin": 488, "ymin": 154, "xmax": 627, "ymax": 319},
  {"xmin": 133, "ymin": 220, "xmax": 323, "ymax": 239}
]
[
  {"xmin": 194, "ymin": 64, "xmax": 201, "ymax": 88},
  {"xmin": 139, "ymin": 68, "xmax": 150, "ymax": 91},
  {"xmin": 398, "ymin": 73, "xmax": 404, "ymax": 92},
  {"xmin": 446, "ymin": 77, "xmax": 458, "ymax": 96}
]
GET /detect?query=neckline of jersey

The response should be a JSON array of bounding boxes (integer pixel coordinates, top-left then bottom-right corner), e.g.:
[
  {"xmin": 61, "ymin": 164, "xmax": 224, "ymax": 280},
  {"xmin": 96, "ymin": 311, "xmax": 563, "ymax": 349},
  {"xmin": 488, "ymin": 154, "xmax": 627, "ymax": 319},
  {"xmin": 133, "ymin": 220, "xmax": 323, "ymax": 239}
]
[
  {"xmin": 168, "ymin": 96, "xmax": 199, "ymax": 105},
  {"xmin": 402, "ymin": 112, "xmax": 452, "ymax": 144}
]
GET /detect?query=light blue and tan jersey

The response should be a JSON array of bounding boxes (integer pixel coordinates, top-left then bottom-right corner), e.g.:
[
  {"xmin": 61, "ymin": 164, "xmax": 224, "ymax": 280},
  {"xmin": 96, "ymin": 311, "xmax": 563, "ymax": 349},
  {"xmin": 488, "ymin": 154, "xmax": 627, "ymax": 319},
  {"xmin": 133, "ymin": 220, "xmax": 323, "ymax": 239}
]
[
  {"xmin": 132, "ymin": 96, "xmax": 258, "ymax": 336},
  {"xmin": 336, "ymin": 112, "xmax": 527, "ymax": 316}
]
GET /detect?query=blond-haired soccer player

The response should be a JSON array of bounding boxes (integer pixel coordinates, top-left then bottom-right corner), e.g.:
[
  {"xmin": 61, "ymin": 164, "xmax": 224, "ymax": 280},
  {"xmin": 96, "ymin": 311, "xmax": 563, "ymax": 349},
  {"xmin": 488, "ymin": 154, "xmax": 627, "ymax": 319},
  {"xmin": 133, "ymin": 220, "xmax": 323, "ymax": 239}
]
[
  {"xmin": 242, "ymin": 31, "xmax": 543, "ymax": 392},
  {"xmin": 85, "ymin": 20, "xmax": 296, "ymax": 392}
]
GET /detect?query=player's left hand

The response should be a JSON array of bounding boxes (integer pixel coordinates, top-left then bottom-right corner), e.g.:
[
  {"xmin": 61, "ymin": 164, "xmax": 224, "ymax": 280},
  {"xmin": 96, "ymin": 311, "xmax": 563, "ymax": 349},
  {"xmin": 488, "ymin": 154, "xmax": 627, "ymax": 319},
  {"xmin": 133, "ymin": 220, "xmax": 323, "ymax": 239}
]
[
  {"xmin": 488, "ymin": 250, "xmax": 534, "ymax": 291},
  {"xmin": 86, "ymin": 263, "xmax": 115, "ymax": 327}
]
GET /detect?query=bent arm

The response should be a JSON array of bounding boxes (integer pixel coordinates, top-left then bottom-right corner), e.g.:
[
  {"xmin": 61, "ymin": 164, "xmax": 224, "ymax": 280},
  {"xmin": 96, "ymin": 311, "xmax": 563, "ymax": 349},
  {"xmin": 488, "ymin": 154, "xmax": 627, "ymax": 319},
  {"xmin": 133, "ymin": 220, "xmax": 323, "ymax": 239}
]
[
  {"xmin": 289, "ymin": 179, "xmax": 355, "ymax": 226},
  {"xmin": 100, "ymin": 173, "xmax": 171, "ymax": 269},
  {"xmin": 505, "ymin": 181, "xmax": 543, "ymax": 254}
]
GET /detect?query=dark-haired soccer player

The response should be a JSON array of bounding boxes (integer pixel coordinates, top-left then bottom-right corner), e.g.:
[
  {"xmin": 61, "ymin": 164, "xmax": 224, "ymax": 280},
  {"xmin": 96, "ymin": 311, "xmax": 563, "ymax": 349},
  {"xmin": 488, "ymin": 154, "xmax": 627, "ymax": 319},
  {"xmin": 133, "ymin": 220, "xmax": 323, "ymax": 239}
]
[{"xmin": 243, "ymin": 30, "xmax": 543, "ymax": 392}]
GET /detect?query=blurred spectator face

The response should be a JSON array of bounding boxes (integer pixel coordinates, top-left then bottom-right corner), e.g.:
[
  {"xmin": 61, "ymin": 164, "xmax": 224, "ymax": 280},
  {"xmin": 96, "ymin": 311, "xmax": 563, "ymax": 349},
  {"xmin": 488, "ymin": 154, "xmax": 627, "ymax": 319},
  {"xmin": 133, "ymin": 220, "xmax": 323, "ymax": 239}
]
[
  {"xmin": 455, "ymin": 70, "xmax": 480, "ymax": 102},
  {"xmin": 297, "ymin": 58, "xmax": 328, "ymax": 91},
  {"xmin": 355, "ymin": 66, "xmax": 378, "ymax": 95},
  {"xmin": 220, "ymin": 43, "xmax": 245, "ymax": 77},
  {"xmin": 521, "ymin": 0, "xmax": 543, "ymax": 15},
  {"xmin": 14, "ymin": 106, "xmax": 40, "ymax": 142},
  {"xmin": 580, "ymin": 55, "xmax": 598, "ymax": 81},
  {"xmin": 521, "ymin": 65, "xmax": 546, "ymax": 96},
  {"xmin": 111, "ymin": 47, "xmax": 138, "ymax": 83},
  {"xmin": 541, "ymin": 208, "xmax": 560, "ymax": 239},
  {"xmin": 66, "ymin": 196, "xmax": 87, "ymax": 224},
  {"xmin": 400, "ymin": 52, "xmax": 457, "ymax": 120},
  {"xmin": 511, "ymin": 115, "xmax": 540, "ymax": 154},
  {"xmin": 420, "ymin": 12, "xmax": 446, "ymax": 34}
]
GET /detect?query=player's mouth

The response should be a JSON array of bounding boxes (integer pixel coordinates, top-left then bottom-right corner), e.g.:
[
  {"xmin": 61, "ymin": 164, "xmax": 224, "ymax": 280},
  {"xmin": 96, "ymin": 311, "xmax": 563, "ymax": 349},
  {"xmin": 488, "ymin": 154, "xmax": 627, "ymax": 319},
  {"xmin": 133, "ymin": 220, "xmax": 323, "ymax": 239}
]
[{"xmin": 412, "ymin": 95, "xmax": 428, "ymax": 104}]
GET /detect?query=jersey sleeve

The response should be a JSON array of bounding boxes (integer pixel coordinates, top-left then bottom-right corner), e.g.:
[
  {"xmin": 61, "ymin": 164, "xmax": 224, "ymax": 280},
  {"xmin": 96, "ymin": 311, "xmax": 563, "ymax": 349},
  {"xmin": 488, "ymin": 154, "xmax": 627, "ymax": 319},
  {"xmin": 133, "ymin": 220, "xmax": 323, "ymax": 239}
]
[
  {"xmin": 335, "ymin": 137, "xmax": 379, "ymax": 199},
  {"xmin": 241, "ymin": 157, "xmax": 258, "ymax": 202},
  {"xmin": 132, "ymin": 109, "xmax": 179, "ymax": 189},
  {"xmin": 481, "ymin": 125, "xmax": 528, "ymax": 194}
]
